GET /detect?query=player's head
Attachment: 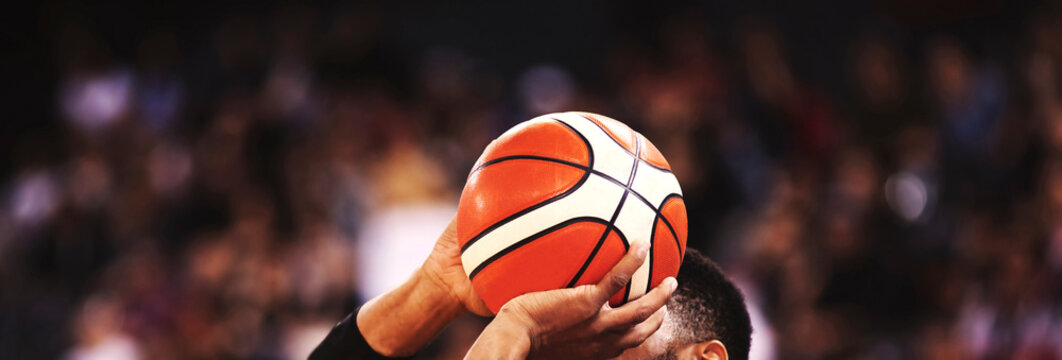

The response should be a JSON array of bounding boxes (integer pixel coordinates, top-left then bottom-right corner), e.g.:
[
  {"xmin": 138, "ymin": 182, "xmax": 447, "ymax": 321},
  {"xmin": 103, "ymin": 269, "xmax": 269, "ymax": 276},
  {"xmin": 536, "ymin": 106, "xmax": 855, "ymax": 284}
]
[{"xmin": 615, "ymin": 248, "xmax": 753, "ymax": 360}]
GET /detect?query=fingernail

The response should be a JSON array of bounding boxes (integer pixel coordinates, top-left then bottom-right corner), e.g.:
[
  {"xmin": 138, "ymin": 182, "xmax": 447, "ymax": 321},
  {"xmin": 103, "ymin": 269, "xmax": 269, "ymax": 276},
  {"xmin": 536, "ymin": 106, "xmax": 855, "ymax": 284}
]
[
  {"xmin": 665, "ymin": 277, "xmax": 678, "ymax": 293},
  {"xmin": 634, "ymin": 241, "xmax": 650, "ymax": 257}
]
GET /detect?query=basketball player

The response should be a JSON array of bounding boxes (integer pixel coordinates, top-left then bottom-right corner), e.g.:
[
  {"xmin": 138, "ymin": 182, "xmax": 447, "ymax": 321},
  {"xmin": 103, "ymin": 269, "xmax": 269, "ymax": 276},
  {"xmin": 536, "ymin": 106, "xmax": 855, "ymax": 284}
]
[{"xmin": 310, "ymin": 219, "xmax": 751, "ymax": 359}]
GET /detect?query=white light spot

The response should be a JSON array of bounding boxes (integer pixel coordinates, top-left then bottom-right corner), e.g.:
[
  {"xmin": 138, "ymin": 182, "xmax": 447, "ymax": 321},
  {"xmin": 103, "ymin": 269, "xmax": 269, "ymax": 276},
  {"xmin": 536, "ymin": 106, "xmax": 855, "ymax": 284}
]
[{"xmin": 884, "ymin": 172, "xmax": 928, "ymax": 222}]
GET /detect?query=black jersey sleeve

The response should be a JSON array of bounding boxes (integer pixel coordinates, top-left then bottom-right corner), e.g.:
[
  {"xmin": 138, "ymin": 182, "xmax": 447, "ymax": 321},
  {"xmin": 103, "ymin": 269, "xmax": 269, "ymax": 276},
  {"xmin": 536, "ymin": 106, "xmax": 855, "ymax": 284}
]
[{"xmin": 308, "ymin": 307, "xmax": 414, "ymax": 360}]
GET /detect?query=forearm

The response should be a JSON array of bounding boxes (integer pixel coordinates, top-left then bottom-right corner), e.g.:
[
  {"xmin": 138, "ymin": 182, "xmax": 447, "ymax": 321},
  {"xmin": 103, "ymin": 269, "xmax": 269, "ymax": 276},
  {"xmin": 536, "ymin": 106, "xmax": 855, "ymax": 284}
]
[
  {"xmin": 356, "ymin": 267, "xmax": 467, "ymax": 357},
  {"xmin": 464, "ymin": 315, "xmax": 532, "ymax": 360}
]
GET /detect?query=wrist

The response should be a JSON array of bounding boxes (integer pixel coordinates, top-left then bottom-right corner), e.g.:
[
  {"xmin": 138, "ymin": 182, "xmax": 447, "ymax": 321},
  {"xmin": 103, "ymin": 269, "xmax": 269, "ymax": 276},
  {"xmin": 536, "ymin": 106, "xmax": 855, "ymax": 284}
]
[
  {"xmin": 357, "ymin": 268, "xmax": 467, "ymax": 356},
  {"xmin": 494, "ymin": 304, "xmax": 539, "ymax": 351},
  {"xmin": 467, "ymin": 314, "xmax": 533, "ymax": 359},
  {"xmin": 416, "ymin": 265, "xmax": 467, "ymax": 313}
]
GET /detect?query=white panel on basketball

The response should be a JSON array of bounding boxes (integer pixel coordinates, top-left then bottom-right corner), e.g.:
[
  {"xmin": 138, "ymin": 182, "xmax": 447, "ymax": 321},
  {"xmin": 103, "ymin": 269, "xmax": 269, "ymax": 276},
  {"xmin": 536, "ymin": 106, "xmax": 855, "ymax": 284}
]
[
  {"xmin": 461, "ymin": 174, "xmax": 627, "ymax": 275},
  {"xmin": 630, "ymin": 163, "xmax": 683, "ymax": 206},
  {"xmin": 464, "ymin": 111, "xmax": 683, "ymax": 303},
  {"xmin": 551, "ymin": 113, "xmax": 634, "ymax": 181},
  {"xmin": 611, "ymin": 196, "xmax": 658, "ymax": 300}
]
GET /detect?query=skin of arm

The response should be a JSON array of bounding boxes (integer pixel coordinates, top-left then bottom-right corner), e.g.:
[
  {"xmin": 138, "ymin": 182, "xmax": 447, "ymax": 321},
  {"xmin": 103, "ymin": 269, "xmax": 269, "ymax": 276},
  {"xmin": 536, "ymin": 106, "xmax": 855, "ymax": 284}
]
[
  {"xmin": 356, "ymin": 218, "xmax": 676, "ymax": 359},
  {"xmin": 462, "ymin": 315, "xmax": 535, "ymax": 360},
  {"xmin": 355, "ymin": 217, "xmax": 490, "ymax": 357}
]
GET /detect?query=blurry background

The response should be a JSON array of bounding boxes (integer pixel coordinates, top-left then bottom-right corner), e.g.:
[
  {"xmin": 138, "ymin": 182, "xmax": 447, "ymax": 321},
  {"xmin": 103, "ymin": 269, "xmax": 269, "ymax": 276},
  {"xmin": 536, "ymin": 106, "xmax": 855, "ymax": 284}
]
[{"xmin": 3, "ymin": 0, "xmax": 1062, "ymax": 359}]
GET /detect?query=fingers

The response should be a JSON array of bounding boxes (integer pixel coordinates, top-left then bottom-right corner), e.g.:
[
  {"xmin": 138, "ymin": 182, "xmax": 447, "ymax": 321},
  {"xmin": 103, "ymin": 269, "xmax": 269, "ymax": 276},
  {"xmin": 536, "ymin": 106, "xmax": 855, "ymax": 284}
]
[
  {"xmin": 439, "ymin": 216, "xmax": 458, "ymax": 242},
  {"xmin": 502, "ymin": 286, "xmax": 602, "ymax": 333},
  {"xmin": 614, "ymin": 305, "xmax": 667, "ymax": 349},
  {"xmin": 600, "ymin": 276, "xmax": 677, "ymax": 330},
  {"xmin": 594, "ymin": 240, "xmax": 651, "ymax": 303}
]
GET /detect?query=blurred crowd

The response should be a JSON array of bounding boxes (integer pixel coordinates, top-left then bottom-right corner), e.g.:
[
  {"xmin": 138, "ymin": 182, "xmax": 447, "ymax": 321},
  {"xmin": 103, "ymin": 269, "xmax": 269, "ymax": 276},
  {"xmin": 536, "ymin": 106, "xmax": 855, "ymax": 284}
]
[{"xmin": 4, "ymin": 1, "xmax": 1062, "ymax": 359}]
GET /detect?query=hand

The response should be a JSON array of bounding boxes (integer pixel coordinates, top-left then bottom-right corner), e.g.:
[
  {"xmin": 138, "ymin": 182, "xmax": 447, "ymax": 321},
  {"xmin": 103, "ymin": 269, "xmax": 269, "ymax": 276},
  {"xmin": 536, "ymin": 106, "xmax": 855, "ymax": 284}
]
[
  {"xmin": 466, "ymin": 240, "xmax": 678, "ymax": 359},
  {"xmin": 421, "ymin": 216, "xmax": 492, "ymax": 315},
  {"xmin": 356, "ymin": 216, "xmax": 489, "ymax": 356}
]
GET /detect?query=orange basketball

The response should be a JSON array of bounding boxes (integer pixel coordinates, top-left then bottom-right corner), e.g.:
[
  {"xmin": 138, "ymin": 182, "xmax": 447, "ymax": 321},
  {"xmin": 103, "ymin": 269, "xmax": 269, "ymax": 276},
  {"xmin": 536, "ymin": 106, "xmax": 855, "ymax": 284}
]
[{"xmin": 457, "ymin": 111, "xmax": 687, "ymax": 314}]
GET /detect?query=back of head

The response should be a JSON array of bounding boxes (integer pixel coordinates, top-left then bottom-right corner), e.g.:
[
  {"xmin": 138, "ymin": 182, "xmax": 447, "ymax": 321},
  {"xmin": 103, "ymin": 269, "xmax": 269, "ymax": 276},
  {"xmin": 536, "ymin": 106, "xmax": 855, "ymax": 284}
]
[{"xmin": 669, "ymin": 249, "xmax": 753, "ymax": 360}]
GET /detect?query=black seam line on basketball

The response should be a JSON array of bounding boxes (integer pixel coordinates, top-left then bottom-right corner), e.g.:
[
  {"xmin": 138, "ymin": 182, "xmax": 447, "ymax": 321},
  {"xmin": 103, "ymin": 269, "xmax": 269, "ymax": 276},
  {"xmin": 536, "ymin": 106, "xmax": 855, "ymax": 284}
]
[
  {"xmin": 467, "ymin": 217, "xmax": 611, "ymax": 280},
  {"xmin": 566, "ymin": 190, "xmax": 630, "ymax": 288},
  {"xmin": 472, "ymin": 155, "xmax": 587, "ymax": 174},
  {"xmin": 463, "ymin": 156, "xmax": 669, "ymax": 258},
  {"xmin": 622, "ymin": 134, "xmax": 642, "ymax": 301},
  {"xmin": 645, "ymin": 193, "xmax": 683, "ymax": 293},
  {"xmin": 473, "ymin": 156, "xmax": 648, "ymax": 210},
  {"xmin": 645, "ymin": 240, "xmax": 655, "ymax": 298},
  {"xmin": 656, "ymin": 193, "xmax": 684, "ymax": 259},
  {"xmin": 641, "ymin": 240, "xmax": 649, "ymax": 299},
  {"xmin": 566, "ymin": 136, "xmax": 640, "ymax": 290},
  {"xmin": 578, "ymin": 119, "xmax": 657, "ymax": 213},
  {"xmin": 471, "ymin": 155, "xmax": 653, "ymax": 213},
  {"xmin": 551, "ymin": 117, "xmax": 596, "ymax": 169},
  {"xmin": 555, "ymin": 117, "xmax": 596, "ymax": 179},
  {"xmin": 579, "ymin": 113, "xmax": 635, "ymax": 156},
  {"xmin": 562, "ymin": 223, "xmax": 629, "ymax": 289},
  {"xmin": 459, "ymin": 167, "xmax": 589, "ymax": 254},
  {"xmin": 577, "ymin": 168, "xmax": 659, "ymax": 215},
  {"xmin": 626, "ymin": 130, "xmax": 642, "ymax": 187},
  {"xmin": 577, "ymin": 113, "xmax": 673, "ymax": 174},
  {"xmin": 472, "ymin": 116, "xmax": 661, "ymax": 214},
  {"xmin": 613, "ymin": 224, "xmax": 630, "ymax": 249},
  {"xmin": 590, "ymin": 169, "xmax": 658, "ymax": 212},
  {"xmin": 638, "ymin": 156, "xmax": 674, "ymax": 174},
  {"xmin": 460, "ymin": 119, "xmax": 595, "ymax": 254}
]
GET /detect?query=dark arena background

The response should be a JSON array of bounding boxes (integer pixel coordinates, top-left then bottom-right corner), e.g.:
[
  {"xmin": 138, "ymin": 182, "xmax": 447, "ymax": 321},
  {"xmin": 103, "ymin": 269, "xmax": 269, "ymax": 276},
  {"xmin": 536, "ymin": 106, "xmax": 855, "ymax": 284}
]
[{"xmin": 4, "ymin": 0, "xmax": 1062, "ymax": 358}]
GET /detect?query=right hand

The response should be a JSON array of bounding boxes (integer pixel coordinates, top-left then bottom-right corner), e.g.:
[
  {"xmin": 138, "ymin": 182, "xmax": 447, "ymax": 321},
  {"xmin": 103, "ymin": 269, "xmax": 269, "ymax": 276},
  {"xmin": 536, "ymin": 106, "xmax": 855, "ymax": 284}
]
[{"xmin": 466, "ymin": 240, "xmax": 678, "ymax": 359}]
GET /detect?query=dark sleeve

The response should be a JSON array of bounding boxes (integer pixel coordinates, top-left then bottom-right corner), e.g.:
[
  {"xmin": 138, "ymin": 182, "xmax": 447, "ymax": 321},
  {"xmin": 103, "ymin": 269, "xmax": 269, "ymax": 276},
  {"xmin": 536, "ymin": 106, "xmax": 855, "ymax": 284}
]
[{"xmin": 308, "ymin": 307, "xmax": 413, "ymax": 360}]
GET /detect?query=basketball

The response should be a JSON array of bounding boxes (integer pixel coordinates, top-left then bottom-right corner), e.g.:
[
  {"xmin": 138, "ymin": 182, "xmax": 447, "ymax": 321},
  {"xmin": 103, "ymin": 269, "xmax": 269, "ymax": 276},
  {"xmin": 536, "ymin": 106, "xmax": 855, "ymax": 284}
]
[{"xmin": 457, "ymin": 111, "xmax": 687, "ymax": 313}]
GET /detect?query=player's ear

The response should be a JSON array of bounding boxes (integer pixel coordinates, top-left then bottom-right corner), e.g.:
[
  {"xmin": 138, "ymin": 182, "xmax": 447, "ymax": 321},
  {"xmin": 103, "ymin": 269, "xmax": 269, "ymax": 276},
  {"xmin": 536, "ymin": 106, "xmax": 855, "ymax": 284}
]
[{"xmin": 690, "ymin": 340, "xmax": 728, "ymax": 360}]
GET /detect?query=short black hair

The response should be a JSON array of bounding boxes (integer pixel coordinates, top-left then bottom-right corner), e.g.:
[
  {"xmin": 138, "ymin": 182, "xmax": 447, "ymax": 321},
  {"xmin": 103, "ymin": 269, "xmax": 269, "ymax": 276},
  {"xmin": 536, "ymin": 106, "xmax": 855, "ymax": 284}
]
[{"xmin": 668, "ymin": 248, "xmax": 753, "ymax": 360}]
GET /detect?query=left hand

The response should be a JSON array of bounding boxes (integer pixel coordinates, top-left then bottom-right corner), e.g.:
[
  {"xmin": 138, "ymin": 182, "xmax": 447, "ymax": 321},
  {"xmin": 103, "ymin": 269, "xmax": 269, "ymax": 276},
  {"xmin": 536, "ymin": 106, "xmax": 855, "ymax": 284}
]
[
  {"xmin": 421, "ymin": 216, "xmax": 492, "ymax": 316},
  {"xmin": 355, "ymin": 216, "xmax": 490, "ymax": 356}
]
